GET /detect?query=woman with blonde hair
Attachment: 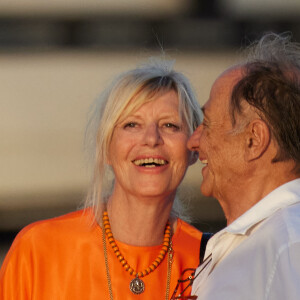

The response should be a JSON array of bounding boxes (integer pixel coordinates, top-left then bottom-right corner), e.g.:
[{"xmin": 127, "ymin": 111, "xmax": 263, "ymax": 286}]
[{"xmin": 0, "ymin": 58, "xmax": 204, "ymax": 299}]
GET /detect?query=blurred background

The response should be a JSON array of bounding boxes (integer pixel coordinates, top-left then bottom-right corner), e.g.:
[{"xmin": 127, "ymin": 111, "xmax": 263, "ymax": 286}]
[{"xmin": 1, "ymin": 0, "xmax": 300, "ymax": 265}]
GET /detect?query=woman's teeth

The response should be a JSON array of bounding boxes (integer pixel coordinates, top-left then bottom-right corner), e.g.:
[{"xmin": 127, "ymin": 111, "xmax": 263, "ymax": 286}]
[{"xmin": 133, "ymin": 158, "xmax": 168, "ymax": 167}]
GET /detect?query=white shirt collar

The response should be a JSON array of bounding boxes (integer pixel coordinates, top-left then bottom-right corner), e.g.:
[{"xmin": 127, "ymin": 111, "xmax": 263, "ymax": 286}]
[
  {"xmin": 226, "ymin": 178, "xmax": 300, "ymax": 235},
  {"xmin": 204, "ymin": 178, "xmax": 300, "ymax": 261}
]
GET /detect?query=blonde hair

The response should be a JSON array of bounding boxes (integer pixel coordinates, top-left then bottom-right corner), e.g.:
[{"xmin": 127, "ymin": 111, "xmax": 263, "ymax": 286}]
[{"xmin": 84, "ymin": 58, "xmax": 202, "ymax": 222}]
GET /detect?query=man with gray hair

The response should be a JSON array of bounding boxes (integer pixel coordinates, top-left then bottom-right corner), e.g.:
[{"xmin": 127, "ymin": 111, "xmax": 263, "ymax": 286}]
[{"xmin": 188, "ymin": 33, "xmax": 300, "ymax": 299}]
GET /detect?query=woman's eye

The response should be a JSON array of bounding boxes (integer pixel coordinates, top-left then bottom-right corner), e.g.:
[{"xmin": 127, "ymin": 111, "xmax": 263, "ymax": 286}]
[
  {"xmin": 164, "ymin": 123, "xmax": 180, "ymax": 131},
  {"xmin": 124, "ymin": 122, "xmax": 138, "ymax": 129}
]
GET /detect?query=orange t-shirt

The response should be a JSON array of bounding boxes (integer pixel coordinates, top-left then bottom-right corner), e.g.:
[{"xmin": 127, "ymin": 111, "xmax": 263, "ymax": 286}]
[{"xmin": 0, "ymin": 209, "xmax": 202, "ymax": 299}]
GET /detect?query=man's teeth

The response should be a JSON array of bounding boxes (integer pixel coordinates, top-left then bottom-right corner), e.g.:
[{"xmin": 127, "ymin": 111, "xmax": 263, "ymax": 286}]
[
  {"xmin": 133, "ymin": 158, "xmax": 167, "ymax": 166},
  {"xmin": 201, "ymin": 159, "xmax": 208, "ymax": 164}
]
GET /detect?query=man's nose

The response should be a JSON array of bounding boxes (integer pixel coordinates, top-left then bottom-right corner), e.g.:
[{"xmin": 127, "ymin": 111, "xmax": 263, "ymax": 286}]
[
  {"xmin": 187, "ymin": 125, "xmax": 202, "ymax": 151},
  {"xmin": 143, "ymin": 124, "xmax": 163, "ymax": 147}
]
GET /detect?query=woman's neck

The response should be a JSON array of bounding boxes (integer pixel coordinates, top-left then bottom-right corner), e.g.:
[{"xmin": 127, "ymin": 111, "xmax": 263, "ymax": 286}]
[{"xmin": 105, "ymin": 191, "xmax": 175, "ymax": 247}]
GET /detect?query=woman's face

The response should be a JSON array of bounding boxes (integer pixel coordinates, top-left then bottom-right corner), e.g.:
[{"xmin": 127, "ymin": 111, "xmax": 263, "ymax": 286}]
[{"xmin": 108, "ymin": 90, "xmax": 193, "ymax": 200}]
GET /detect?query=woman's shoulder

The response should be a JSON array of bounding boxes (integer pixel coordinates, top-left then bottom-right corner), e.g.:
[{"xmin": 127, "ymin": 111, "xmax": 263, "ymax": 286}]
[
  {"xmin": 174, "ymin": 218, "xmax": 203, "ymax": 243},
  {"xmin": 171, "ymin": 219, "xmax": 203, "ymax": 266},
  {"xmin": 11, "ymin": 209, "xmax": 94, "ymax": 248},
  {"xmin": 0, "ymin": 209, "xmax": 98, "ymax": 288}
]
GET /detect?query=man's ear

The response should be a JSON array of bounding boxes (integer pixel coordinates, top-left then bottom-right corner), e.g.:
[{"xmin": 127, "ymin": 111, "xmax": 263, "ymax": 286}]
[
  {"xmin": 189, "ymin": 151, "xmax": 199, "ymax": 166},
  {"xmin": 244, "ymin": 119, "xmax": 270, "ymax": 161}
]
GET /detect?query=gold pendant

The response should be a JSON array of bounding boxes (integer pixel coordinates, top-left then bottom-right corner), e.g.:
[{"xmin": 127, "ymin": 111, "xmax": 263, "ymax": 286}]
[{"xmin": 130, "ymin": 277, "xmax": 145, "ymax": 294}]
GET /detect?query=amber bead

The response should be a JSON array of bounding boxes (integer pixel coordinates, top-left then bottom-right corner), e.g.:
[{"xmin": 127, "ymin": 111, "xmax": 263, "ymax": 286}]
[
  {"xmin": 149, "ymin": 264, "xmax": 155, "ymax": 271},
  {"xmin": 102, "ymin": 211, "xmax": 172, "ymax": 281}
]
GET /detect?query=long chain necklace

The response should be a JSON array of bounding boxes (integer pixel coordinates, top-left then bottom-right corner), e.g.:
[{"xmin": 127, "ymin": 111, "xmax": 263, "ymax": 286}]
[{"xmin": 102, "ymin": 211, "xmax": 173, "ymax": 299}]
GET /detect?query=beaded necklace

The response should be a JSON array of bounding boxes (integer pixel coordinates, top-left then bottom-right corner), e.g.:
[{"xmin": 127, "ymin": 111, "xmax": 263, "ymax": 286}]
[{"xmin": 102, "ymin": 211, "xmax": 173, "ymax": 298}]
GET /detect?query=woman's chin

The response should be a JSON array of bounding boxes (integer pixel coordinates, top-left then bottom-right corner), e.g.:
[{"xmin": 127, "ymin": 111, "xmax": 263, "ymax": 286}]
[{"xmin": 130, "ymin": 183, "xmax": 175, "ymax": 200}]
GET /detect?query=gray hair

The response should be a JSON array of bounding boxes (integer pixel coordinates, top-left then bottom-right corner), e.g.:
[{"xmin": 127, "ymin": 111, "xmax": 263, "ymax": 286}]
[
  {"xmin": 84, "ymin": 58, "xmax": 202, "ymax": 221},
  {"xmin": 231, "ymin": 32, "xmax": 300, "ymax": 172}
]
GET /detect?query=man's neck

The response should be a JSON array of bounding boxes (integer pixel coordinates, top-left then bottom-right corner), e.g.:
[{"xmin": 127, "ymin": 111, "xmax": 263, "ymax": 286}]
[{"xmin": 223, "ymin": 162, "xmax": 299, "ymax": 225}]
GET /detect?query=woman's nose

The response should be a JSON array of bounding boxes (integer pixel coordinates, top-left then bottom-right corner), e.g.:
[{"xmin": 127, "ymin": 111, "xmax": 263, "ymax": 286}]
[
  {"xmin": 143, "ymin": 124, "xmax": 163, "ymax": 147},
  {"xmin": 187, "ymin": 125, "xmax": 202, "ymax": 151}
]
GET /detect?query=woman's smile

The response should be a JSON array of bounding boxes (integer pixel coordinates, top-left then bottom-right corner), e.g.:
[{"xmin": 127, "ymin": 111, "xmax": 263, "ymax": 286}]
[{"xmin": 132, "ymin": 157, "xmax": 168, "ymax": 168}]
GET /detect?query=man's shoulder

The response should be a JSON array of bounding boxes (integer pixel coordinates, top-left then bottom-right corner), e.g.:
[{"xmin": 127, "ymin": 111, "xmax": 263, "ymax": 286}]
[
  {"xmin": 245, "ymin": 201, "xmax": 300, "ymax": 255},
  {"xmin": 265, "ymin": 200, "xmax": 300, "ymax": 230},
  {"xmin": 278, "ymin": 201, "xmax": 300, "ymax": 241},
  {"xmin": 248, "ymin": 181, "xmax": 300, "ymax": 242}
]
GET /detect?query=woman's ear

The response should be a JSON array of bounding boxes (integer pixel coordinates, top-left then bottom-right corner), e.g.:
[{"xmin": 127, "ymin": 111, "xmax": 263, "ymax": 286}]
[
  {"xmin": 189, "ymin": 151, "xmax": 199, "ymax": 166},
  {"xmin": 244, "ymin": 119, "xmax": 270, "ymax": 161}
]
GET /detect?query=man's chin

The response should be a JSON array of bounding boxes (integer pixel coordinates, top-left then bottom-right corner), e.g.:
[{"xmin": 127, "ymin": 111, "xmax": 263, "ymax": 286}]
[{"xmin": 200, "ymin": 181, "xmax": 213, "ymax": 198}]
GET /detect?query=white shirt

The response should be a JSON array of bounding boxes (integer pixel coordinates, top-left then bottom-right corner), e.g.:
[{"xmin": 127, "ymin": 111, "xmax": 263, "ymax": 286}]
[{"xmin": 192, "ymin": 178, "xmax": 300, "ymax": 300}]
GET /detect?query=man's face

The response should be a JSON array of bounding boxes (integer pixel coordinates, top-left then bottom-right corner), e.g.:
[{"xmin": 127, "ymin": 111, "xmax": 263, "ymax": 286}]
[{"xmin": 188, "ymin": 68, "xmax": 248, "ymax": 201}]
